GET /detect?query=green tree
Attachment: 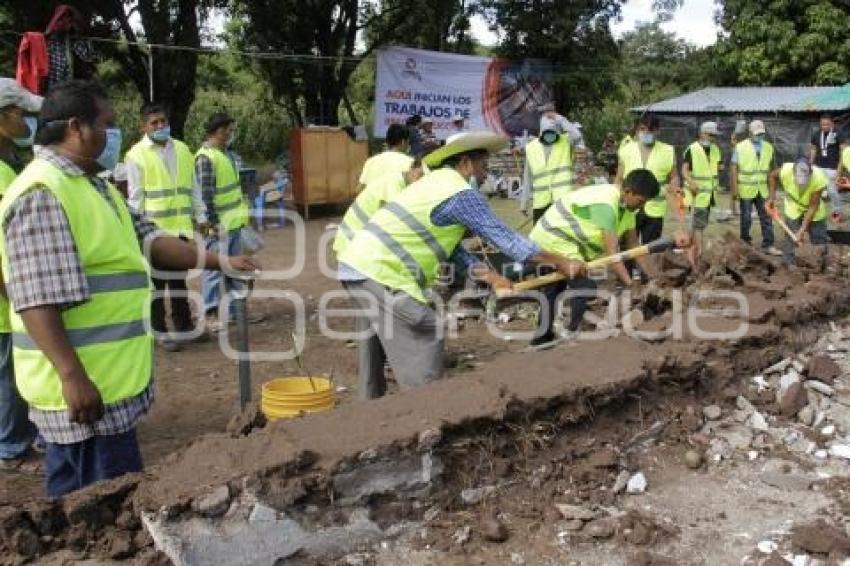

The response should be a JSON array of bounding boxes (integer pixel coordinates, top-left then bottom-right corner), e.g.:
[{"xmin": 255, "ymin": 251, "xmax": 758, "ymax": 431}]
[
  {"xmin": 716, "ymin": 0, "xmax": 850, "ymax": 85},
  {"xmin": 0, "ymin": 0, "xmax": 222, "ymax": 137}
]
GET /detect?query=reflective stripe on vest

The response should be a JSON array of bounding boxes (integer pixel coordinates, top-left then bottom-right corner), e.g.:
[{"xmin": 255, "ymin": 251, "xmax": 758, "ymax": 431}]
[
  {"xmin": 780, "ymin": 162, "xmax": 827, "ymax": 222},
  {"xmin": 527, "ymin": 138, "xmax": 574, "ymax": 209},
  {"xmin": 125, "ymin": 140, "xmax": 195, "ymax": 236},
  {"xmin": 334, "ymin": 172, "xmax": 408, "ymax": 256},
  {"xmin": 194, "ymin": 147, "xmax": 249, "ymax": 232},
  {"xmin": 736, "ymin": 140, "xmax": 773, "ymax": 199},
  {"xmin": 339, "ymin": 168, "xmax": 468, "ymax": 303},
  {"xmin": 529, "ymin": 184, "xmax": 625, "ymax": 261},
  {"xmin": 685, "ymin": 142, "xmax": 720, "ymax": 208},
  {"xmin": 0, "ymin": 158, "xmax": 152, "ymax": 411},
  {"xmin": 620, "ymin": 142, "xmax": 674, "ymax": 218}
]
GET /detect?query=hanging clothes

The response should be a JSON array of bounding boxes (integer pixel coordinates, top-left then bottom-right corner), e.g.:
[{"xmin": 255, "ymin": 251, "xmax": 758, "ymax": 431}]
[
  {"xmin": 44, "ymin": 4, "xmax": 96, "ymax": 92},
  {"xmin": 16, "ymin": 32, "xmax": 49, "ymax": 94}
]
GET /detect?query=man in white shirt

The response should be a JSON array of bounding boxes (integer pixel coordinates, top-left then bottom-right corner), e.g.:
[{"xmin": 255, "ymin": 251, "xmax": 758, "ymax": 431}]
[{"xmin": 125, "ymin": 104, "xmax": 207, "ymax": 351}]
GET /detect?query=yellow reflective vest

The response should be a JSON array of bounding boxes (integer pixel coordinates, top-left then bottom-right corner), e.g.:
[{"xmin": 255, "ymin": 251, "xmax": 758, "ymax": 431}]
[
  {"xmin": 334, "ymin": 170, "xmax": 407, "ymax": 255},
  {"xmin": 842, "ymin": 146, "xmax": 850, "ymax": 172},
  {"xmin": 195, "ymin": 146, "xmax": 249, "ymax": 232},
  {"xmin": 0, "ymin": 158, "xmax": 152, "ymax": 411},
  {"xmin": 359, "ymin": 150, "xmax": 414, "ymax": 187},
  {"xmin": 736, "ymin": 139, "xmax": 773, "ymax": 199},
  {"xmin": 619, "ymin": 141, "xmax": 675, "ymax": 218},
  {"xmin": 526, "ymin": 136, "xmax": 574, "ymax": 209},
  {"xmin": 339, "ymin": 168, "xmax": 469, "ymax": 303},
  {"xmin": 780, "ymin": 162, "xmax": 827, "ymax": 222},
  {"xmin": 0, "ymin": 160, "xmax": 17, "ymax": 333},
  {"xmin": 125, "ymin": 138, "xmax": 195, "ymax": 236},
  {"xmin": 529, "ymin": 184, "xmax": 636, "ymax": 261},
  {"xmin": 684, "ymin": 141, "xmax": 721, "ymax": 208}
]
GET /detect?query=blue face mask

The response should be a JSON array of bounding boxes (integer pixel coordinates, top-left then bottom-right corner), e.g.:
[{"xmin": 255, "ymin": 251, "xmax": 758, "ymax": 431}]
[
  {"xmin": 12, "ymin": 116, "xmax": 38, "ymax": 148},
  {"xmin": 96, "ymin": 128, "xmax": 123, "ymax": 171},
  {"xmin": 639, "ymin": 132, "xmax": 655, "ymax": 145},
  {"xmin": 149, "ymin": 125, "xmax": 171, "ymax": 143}
]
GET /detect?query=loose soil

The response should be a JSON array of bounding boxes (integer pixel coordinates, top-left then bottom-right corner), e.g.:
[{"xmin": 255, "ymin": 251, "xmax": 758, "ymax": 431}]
[{"xmin": 4, "ymin": 214, "xmax": 850, "ymax": 564}]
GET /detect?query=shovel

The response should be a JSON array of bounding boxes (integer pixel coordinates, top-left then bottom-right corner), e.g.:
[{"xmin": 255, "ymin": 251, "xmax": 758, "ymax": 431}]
[
  {"xmin": 766, "ymin": 203, "xmax": 799, "ymax": 246},
  {"xmin": 494, "ymin": 237, "xmax": 676, "ymax": 298}
]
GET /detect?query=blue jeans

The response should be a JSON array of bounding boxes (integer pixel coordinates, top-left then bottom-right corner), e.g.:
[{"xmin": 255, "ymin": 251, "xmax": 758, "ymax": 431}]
[
  {"xmin": 0, "ymin": 332, "xmax": 35, "ymax": 459},
  {"xmin": 45, "ymin": 428, "xmax": 143, "ymax": 498},
  {"xmin": 739, "ymin": 196, "xmax": 774, "ymax": 248},
  {"xmin": 202, "ymin": 229, "xmax": 244, "ymax": 316}
]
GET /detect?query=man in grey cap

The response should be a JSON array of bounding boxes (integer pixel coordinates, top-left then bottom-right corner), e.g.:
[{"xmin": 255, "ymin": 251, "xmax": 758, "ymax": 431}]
[
  {"xmin": 0, "ymin": 78, "xmax": 42, "ymax": 469},
  {"xmin": 681, "ymin": 121, "xmax": 722, "ymax": 269},
  {"xmin": 768, "ymin": 157, "xmax": 829, "ymax": 263},
  {"xmin": 731, "ymin": 120, "xmax": 782, "ymax": 255}
]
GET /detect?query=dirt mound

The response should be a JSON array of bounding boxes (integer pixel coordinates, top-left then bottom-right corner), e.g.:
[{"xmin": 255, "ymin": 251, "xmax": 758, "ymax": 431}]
[{"xmin": 5, "ymin": 234, "xmax": 850, "ymax": 563}]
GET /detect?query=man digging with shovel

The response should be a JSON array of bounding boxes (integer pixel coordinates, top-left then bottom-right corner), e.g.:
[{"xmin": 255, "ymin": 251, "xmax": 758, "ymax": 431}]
[
  {"xmin": 524, "ymin": 169, "xmax": 690, "ymax": 347},
  {"xmin": 768, "ymin": 157, "xmax": 829, "ymax": 264}
]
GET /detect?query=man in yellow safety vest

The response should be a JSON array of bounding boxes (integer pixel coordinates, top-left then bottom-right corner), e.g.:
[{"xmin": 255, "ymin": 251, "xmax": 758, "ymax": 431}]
[
  {"xmin": 521, "ymin": 126, "xmax": 575, "ymax": 222},
  {"xmin": 195, "ymin": 112, "xmax": 262, "ymax": 332},
  {"xmin": 681, "ymin": 121, "xmax": 722, "ymax": 270},
  {"xmin": 615, "ymin": 114, "xmax": 680, "ymax": 247},
  {"xmin": 125, "ymin": 103, "xmax": 204, "ymax": 351},
  {"xmin": 0, "ymin": 78, "xmax": 41, "ymax": 470},
  {"xmin": 528, "ymin": 169, "xmax": 683, "ymax": 345},
  {"xmin": 357, "ymin": 123, "xmax": 413, "ymax": 190},
  {"xmin": 338, "ymin": 131, "xmax": 582, "ymax": 399},
  {"xmin": 730, "ymin": 120, "xmax": 782, "ymax": 256},
  {"xmin": 0, "ymin": 81, "xmax": 258, "ymax": 496},
  {"xmin": 768, "ymin": 157, "xmax": 829, "ymax": 263}
]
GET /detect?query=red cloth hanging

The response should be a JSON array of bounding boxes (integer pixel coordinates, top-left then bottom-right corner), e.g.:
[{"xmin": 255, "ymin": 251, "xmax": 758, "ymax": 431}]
[
  {"xmin": 16, "ymin": 32, "xmax": 49, "ymax": 95},
  {"xmin": 45, "ymin": 5, "xmax": 86, "ymax": 35}
]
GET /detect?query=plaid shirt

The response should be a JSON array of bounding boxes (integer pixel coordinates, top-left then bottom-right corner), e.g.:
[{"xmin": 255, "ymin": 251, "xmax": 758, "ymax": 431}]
[{"xmin": 3, "ymin": 146, "xmax": 156, "ymax": 444}]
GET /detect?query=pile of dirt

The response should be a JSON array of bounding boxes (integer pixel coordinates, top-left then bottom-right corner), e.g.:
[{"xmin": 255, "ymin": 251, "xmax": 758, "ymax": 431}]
[{"xmin": 4, "ymin": 236, "xmax": 850, "ymax": 563}]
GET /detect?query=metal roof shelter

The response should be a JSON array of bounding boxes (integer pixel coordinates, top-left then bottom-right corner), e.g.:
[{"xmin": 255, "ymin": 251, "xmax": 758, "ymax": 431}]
[
  {"xmin": 632, "ymin": 85, "xmax": 850, "ymax": 179},
  {"xmin": 633, "ymin": 86, "xmax": 850, "ymax": 114}
]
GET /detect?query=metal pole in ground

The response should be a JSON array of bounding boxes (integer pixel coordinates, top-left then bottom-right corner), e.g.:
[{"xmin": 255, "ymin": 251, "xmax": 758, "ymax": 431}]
[{"xmin": 231, "ymin": 275, "xmax": 254, "ymax": 410}]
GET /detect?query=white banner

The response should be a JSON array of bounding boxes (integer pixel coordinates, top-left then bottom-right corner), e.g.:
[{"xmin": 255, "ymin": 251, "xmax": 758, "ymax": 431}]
[{"xmin": 373, "ymin": 46, "xmax": 553, "ymax": 140}]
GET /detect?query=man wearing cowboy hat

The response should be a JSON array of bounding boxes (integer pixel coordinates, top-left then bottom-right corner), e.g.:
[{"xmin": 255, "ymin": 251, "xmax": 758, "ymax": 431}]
[
  {"xmin": 0, "ymin": 78, "xmax": 42, "ymax": 469},
  {"xmin": 338, "ymin": 131, "xmax": 583, "ymax": 399}
]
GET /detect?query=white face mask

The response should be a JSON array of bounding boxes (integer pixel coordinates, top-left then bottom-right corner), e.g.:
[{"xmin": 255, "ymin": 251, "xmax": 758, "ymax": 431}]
[{"xmin": 12, "ymin": 116, "xmax": 38, "ymax": 148}]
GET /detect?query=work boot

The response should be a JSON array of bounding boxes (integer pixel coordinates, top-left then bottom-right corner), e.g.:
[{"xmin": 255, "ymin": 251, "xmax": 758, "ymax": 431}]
[{"xmin": 763, "ymin": 246, "xmax": 783, "ymax": 257}]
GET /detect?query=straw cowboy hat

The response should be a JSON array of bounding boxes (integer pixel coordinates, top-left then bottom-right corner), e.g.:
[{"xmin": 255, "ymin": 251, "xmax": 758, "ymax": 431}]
[{"xmin": 423, "ymin": 130, "xmax": 508, "ymax": 168}]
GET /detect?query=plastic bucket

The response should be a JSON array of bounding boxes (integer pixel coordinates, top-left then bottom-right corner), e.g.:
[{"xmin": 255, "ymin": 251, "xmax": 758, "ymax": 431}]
[{"xmin": 261, "ymin": 377, "xmax": 335, "ymax": 420}]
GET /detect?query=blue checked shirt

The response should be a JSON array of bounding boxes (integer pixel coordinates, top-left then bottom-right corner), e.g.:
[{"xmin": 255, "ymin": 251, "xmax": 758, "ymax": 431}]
[{"xmin": 338, "ymin": 187, "xmax": 539, "ymax": 282}]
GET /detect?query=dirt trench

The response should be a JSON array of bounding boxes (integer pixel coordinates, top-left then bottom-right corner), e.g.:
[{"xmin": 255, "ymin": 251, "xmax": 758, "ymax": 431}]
[{"xmin": 3, "ymin": 236, "xmax": 850, "ymax": 564}]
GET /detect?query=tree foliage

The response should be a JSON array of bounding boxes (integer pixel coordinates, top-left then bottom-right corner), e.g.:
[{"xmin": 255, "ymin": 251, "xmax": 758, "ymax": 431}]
[
  {"xmin": 0, "ymin": 0, "xmax": 223, "ymax": 137},
  {"xmin": 716, "ymin": 0, "xmax": 850, "ymax": 85}
]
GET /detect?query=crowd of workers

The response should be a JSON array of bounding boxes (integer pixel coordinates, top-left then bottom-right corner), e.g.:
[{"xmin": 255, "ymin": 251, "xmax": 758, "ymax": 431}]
[
  {"xmin": 0, "ymin": 74, "xmax": 847, "ymax": 501},
  {"xmin": 336, "ymin": 102, "xmax": 850, "ymax": 407}
]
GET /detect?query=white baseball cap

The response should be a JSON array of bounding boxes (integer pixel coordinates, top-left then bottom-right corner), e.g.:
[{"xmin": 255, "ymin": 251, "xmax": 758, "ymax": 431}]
[
  {"xmin": 749, "ymin": 120, "xmax": 766, "ymax": 135},
  {"xmin": 0, "ymin": 78, "xmax": 42, "ymax": 112},
  {"xmin": 700, "ymin": 121, "xmax": 719, "ymax": 135}
]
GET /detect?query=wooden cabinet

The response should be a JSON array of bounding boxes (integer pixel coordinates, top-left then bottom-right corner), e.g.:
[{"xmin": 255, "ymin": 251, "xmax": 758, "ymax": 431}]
[{"xmin": 289, "ymin": 127, "xmax": 368, "ymax": 219}]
